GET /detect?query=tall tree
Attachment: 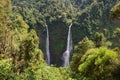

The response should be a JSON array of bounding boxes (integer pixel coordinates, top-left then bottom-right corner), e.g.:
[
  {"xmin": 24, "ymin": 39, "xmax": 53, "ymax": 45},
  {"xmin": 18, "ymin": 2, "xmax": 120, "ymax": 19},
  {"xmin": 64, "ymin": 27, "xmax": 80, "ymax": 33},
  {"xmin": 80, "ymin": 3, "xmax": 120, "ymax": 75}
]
[
  {"xmin": 0, "ymin": 0, "xmax": 12, "ymax": 56},
  {"xmin": 71, "ymin": 37, "xmax": 94, "ymax": 72},
  {"xmin": 78, "ymin": 47, "xmax": 118, "ymax": 80}
]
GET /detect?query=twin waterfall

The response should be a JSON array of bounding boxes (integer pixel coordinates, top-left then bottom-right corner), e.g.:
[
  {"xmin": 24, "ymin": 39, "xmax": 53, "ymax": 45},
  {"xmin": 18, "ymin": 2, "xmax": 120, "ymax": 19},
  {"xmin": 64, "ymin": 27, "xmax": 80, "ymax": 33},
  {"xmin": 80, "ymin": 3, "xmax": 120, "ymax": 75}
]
[
  {"xmin": 46, "ymin": 25, "xmax": 50, "ymax": 66},
  {"xmin": 62, "ymin": 23, "xmax": 73, "ymax": 66},
  {"xmin": 45, "ymin": 24, "xmax": 72, "ymax": 66}
]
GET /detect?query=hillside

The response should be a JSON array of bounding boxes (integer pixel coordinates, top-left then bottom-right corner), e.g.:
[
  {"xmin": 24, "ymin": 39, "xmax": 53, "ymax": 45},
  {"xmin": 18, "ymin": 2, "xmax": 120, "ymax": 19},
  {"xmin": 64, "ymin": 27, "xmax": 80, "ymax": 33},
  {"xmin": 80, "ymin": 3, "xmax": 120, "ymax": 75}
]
[
  {"xmin": 12, "ymin": 0, "xmax": 119, "ymax": 65},
  {"xmin": 0, "ymin": 0, "xmax": 120, "ymax": 80}
]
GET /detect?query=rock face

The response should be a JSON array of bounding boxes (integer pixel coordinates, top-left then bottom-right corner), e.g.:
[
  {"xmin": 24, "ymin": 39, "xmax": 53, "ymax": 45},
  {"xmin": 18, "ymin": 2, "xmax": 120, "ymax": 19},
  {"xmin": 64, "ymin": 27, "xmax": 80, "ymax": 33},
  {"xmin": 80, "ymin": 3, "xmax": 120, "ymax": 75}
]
[{"xmin": 49, "ymin": 22, "xmax": 68, "ymax": 66}]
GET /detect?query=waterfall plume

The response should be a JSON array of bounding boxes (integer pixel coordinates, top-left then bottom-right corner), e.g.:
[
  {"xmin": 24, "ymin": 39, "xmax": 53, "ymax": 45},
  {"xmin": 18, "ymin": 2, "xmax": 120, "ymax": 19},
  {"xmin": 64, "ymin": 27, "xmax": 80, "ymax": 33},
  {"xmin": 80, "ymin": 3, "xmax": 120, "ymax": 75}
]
[
  {"xmin": 62, "ymin": 23, "xmax": 73, "ymax": 66},
  {"xmin": 46, "ymin": 25, "xmax": 50, "ymax": 65}
]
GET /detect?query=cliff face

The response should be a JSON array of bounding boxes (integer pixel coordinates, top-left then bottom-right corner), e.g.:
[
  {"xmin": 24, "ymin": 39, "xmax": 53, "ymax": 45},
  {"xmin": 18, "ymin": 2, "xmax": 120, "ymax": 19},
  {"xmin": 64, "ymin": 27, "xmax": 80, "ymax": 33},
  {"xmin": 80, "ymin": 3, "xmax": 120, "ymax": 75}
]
[{"xmin": 12, "ymin": 0, "xmax": 119, "ymax": 66}]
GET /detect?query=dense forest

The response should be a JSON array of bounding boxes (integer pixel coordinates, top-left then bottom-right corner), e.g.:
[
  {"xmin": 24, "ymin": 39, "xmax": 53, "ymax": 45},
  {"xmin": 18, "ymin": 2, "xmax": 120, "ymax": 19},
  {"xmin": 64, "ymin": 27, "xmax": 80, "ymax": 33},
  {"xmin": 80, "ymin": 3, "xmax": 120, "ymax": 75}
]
[{"xmin": 0, "ymin": 0, "xmax": 120, "ymax": 80}]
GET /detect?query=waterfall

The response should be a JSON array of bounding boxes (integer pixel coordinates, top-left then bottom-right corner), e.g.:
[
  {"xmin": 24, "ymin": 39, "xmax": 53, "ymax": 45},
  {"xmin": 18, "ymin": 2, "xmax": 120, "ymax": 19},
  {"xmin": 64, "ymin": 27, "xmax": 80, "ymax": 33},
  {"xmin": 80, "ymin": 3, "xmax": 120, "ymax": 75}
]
[
  {"xmin": 46, "ymin": 25, "xmax": 50, "ymax": 65},
  {"xmin": 62, "ymin": 23, "xmax": 73, "ymax": 66}
]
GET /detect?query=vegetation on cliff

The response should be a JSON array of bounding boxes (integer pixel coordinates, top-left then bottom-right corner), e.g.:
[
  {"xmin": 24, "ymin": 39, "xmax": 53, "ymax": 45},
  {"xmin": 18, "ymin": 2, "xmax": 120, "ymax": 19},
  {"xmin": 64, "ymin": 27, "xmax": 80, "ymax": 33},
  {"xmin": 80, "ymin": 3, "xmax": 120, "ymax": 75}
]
[{"xmin": 0, "ymin": 0, "xmax": 120, "ymax": 80}]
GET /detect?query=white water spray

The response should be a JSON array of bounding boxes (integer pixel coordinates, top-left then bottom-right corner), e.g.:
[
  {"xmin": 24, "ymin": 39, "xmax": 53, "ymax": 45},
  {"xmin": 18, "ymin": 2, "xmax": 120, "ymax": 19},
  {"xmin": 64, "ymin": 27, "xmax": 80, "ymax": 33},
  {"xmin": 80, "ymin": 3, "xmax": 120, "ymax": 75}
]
[
  {"xmin": 62, "ymin": 23, "xmax": 73, "ymax": 66},
  {"xmin": 46, "ymin": 25, "xmax": 50, "ymax": 65}
]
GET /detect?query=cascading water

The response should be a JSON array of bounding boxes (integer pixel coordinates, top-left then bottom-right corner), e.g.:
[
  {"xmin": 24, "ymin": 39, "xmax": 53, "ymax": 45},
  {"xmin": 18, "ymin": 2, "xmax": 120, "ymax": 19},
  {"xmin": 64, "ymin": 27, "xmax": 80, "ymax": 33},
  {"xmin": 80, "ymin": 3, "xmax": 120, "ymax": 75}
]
[
  {"xmin": 46, "ymin": 25, "xmax": 50, "ymax": 65},
  {"xmin": 62, "ymin": 23, "xmax": 73, "ymax": 66}
]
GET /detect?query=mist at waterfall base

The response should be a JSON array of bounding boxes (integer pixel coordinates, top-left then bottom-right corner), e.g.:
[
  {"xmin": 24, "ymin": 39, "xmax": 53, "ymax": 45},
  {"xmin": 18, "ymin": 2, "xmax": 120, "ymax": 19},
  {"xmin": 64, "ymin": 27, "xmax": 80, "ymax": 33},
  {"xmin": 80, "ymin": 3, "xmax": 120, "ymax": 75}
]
[
  {"xmin": 62, "ymin": 23, "xmax": 73, "ymax": 67},
  {"xmin": 46, "ymin": 25, "xmax": 50, "ymax": 66}
]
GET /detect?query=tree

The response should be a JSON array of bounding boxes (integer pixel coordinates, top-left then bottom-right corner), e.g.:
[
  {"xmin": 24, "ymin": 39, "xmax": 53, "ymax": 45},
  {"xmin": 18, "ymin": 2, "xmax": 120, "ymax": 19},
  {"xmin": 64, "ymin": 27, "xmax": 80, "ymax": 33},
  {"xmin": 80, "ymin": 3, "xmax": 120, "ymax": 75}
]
[
  {"xmin": 18, "ymin": 30, "xmax": 44, "ymax": 72},
  {"xmin": 78, "ymin": 47, "xmax": 118, "ymax": 80},
  {"xmin": 93, "ymin": 32, "xmax": 111, "ymax": 48},
  {"xmin": 110, "ymin": 1, "xmax": 120, "ymax": 20},
  {"xmin": 110, "ymin": 2, "xmax": 120, "ymax": 54},
  {"xmin": 0, "ymin": 0, "xmax": 12, "ymax": 55},
  {"xmin": 0, "ymin": 1, "xmax": 45, "ymax": 78},
  {"xmin": 71, "ymin": 37, "xmax": 94, "ymax": 72},
  {"xmin": 113, "ymin": 28, "xmax": 120, "ymax": 50}
]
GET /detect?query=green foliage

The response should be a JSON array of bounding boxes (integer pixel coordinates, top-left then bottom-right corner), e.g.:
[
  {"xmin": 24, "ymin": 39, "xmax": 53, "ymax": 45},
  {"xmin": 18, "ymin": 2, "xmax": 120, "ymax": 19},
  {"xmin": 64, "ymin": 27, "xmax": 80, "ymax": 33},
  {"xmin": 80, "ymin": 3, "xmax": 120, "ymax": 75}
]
[
  {"xmin": 38, "ymin": 65, "xmax": 73, "ymax": 80},
  {"xmin": 110, "ymin": 1, "xmax": 120, "ymax": 54},
  {"xmin": 71, "ymin": 37, "xmax": 94, "ymax": 72},
  {"xmin": 114, "ymin": 27, "xmax": 120, "ymax": 35},
  {"xmin": 112, "ymin": 27, "xmax": 120, "ymax": 53},
  {"xmin": 93, "ymin": 32, "xmax": 111, "ymax": 47},
  {"xmin": 1, "ymin": 56, "xmax": 73, "ymax": 80},
  {"xmin": 1, "ymin": 0, "xmax": 120, "ymax": 80},
  {"xmin": 12, "ymin": 0, "xmax": 76, "ymax": 27},
  {"xmin": 12, "ymin": 0, "xmax": 120, "ymax": 65},
  {"xmin": 112, "ymin": 60, "xmax": 120, "ymax": 80},
  {"xmin": 111, "ymin": 1, "xmax": 120, "ymax": 20},
  {"xmin": 0, "ymin": 58, "xmax": 14, "ymax": 80},
  {"xmin": 17, "ymin": 29, "xmax": 44, "ymax": 72},
  {"xmin": 78, "ymin": 47, "xmax": 118, "ymax": 80},
  {"xmin": 0, "ymin": 0, "xmax": 12, "ymax": 55},
  {"xmin": 6, "ymin": 64, "xmax": 74, "ymax": 80},
  {"xmin": 74, "ymin": 37, "xmax": 95, "ymax": 54},
  {"xmin": 0, "ymin": 0, "xmax": 45, "ymax": 79}
]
